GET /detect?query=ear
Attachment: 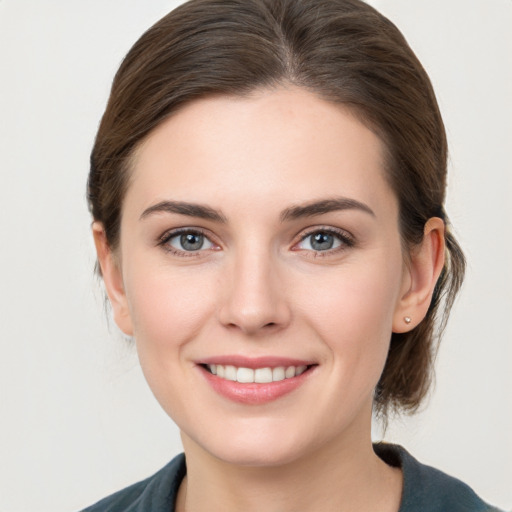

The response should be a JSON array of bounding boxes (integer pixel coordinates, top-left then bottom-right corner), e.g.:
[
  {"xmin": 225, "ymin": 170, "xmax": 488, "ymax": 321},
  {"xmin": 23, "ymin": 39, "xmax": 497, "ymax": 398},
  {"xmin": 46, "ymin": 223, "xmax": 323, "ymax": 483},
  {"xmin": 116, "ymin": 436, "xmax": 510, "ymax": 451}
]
[
  {"xmin": 92, "ymin": 222, "xmax": 133, "ymax": 336},
  {"xmin": 392, "ymin": 217, "xmax": 446, "ymax": 333}
]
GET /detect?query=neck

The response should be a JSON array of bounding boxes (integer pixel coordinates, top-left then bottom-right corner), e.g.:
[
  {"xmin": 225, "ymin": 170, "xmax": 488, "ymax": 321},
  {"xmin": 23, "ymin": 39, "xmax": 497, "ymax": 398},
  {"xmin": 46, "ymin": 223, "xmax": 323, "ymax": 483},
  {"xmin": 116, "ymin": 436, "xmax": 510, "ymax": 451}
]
[{"xmin": 176, "ymin": 423, "xmax": 402, "ymax": 512}]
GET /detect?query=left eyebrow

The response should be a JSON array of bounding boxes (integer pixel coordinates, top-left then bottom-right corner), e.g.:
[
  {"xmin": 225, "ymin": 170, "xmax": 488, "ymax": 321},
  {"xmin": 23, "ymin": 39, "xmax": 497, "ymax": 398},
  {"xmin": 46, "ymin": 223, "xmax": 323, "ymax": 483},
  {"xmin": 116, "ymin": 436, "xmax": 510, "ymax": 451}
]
[
  {"xmin": 280, "ymin": 197, "xmax": 375, "ymax": 222},
  {"xmin": 139, "ymin": 200, "xmax": 227, "ymax": 223}
]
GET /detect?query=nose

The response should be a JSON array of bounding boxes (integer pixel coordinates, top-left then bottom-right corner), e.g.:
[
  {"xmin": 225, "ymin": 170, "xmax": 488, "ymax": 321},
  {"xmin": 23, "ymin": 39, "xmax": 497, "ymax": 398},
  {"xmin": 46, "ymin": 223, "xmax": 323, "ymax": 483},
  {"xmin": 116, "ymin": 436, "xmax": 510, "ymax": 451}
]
[{"xmin": 217, "ymin": 247, "xmax": 292, "ymax": 336}]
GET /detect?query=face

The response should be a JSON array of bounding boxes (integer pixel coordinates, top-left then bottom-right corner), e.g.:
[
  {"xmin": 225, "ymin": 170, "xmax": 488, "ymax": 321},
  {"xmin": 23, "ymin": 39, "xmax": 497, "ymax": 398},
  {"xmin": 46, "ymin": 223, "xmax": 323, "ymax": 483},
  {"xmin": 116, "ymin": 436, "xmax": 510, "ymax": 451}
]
[{"xmin": 104, "ymin": 87, "xmax": 412, "ymax": 467}]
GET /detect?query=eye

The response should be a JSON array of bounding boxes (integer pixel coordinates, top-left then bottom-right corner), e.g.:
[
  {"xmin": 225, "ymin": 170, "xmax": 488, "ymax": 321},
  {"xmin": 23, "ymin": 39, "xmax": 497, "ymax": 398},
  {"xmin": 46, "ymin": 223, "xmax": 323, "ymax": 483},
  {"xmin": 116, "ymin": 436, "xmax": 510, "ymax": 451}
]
[
  {"xmin": 161, "ymin": 229, "xmax": 216, "ymax": 254},
  {"xmin": 295, "ymin": 228, "xmax": 354, "ymax": 253}
]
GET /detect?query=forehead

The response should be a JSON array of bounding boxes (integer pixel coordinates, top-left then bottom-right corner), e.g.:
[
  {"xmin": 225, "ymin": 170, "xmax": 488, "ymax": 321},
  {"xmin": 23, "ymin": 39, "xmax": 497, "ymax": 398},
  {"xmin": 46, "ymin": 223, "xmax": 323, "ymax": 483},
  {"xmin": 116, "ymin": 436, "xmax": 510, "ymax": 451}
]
[{"xmin": 126, "ymin": 86, "xmax": 395, "ymax": 219}]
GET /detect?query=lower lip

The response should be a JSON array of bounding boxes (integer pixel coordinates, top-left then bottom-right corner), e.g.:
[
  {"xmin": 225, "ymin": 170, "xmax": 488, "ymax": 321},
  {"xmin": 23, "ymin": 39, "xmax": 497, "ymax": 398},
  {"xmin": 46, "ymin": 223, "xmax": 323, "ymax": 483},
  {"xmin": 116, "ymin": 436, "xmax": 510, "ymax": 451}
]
[{"xmin": 199, "ymin": 366, "xmax": 314, "ymax": 405}]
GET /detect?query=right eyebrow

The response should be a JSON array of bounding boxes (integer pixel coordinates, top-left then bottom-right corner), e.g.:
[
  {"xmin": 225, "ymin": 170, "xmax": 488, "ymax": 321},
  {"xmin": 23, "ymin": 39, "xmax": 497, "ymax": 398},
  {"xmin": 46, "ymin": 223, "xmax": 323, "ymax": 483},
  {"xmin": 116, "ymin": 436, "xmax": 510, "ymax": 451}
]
[
  {"xmin": 139, "ymin": 200, "xmax": 227, "ymax": 223},
  {"xmin": 280, "ymin": 197, "xmax": 375, "ymax": 222}
]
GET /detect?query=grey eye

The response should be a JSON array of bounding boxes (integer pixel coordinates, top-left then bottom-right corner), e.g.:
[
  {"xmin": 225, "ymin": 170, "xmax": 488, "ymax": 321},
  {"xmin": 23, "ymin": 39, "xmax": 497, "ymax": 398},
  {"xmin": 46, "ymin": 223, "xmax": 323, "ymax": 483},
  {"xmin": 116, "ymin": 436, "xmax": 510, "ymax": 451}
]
[
  {"xmin": 297, "ymin": 231, "xmax": 343, "ymax": 252},
  {"xmin": 168, "ymin": 232, "xmax": 214, "ymax": 252},
  {"xmin": 310, "ymin": 232, "xmax": 335, "ymax": 250}
]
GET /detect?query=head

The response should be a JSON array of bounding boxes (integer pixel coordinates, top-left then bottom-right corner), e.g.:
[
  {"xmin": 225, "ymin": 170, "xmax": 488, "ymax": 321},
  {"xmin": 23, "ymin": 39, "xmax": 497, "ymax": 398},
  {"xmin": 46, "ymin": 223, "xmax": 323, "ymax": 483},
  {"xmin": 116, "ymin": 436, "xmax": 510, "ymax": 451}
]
[{"xmin": 89, "ymin": 0, "xmax": 464, "ymax": 430}]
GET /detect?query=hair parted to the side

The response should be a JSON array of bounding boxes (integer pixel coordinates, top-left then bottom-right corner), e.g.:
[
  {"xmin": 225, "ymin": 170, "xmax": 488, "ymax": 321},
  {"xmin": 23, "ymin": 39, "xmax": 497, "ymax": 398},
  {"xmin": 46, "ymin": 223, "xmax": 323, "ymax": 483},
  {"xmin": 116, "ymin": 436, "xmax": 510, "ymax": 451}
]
[{"xmin": 88, "ymin": 0, "xmax": 465, "ymax": 419}]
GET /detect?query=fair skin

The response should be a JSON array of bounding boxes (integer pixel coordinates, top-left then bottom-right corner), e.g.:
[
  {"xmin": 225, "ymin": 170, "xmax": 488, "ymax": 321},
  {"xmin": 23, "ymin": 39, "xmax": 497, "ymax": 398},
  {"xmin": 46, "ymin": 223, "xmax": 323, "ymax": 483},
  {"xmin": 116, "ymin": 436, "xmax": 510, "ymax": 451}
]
[{"xmin": 94, "ymin": 86, "xmax": 445, "ymax": 512}]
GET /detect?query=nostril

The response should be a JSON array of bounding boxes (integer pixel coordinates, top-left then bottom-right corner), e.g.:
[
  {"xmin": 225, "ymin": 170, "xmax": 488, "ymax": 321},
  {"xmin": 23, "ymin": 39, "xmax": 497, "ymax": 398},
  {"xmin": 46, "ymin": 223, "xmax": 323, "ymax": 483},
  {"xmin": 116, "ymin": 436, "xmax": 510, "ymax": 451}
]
[{"xmin": 218, "ymin": 295, "xmax": 292, "ymax": 334}]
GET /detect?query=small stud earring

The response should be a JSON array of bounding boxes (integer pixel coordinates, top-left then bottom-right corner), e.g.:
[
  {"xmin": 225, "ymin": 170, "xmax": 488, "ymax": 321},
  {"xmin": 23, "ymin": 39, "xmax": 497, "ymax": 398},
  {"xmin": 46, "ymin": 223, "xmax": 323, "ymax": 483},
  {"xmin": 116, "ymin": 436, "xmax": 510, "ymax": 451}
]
[{"xmin": 404, "ymin": 316, "xmax": 412, "ymax": 324}]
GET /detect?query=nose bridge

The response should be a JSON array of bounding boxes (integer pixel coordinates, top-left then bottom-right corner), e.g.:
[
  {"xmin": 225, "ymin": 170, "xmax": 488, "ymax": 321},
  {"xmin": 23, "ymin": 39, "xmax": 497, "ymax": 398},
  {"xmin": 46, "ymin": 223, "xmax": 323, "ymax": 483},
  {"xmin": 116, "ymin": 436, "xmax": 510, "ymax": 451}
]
[{"xmin": 218, "ymin": 240, "xmax": 290, "ymax": 335}]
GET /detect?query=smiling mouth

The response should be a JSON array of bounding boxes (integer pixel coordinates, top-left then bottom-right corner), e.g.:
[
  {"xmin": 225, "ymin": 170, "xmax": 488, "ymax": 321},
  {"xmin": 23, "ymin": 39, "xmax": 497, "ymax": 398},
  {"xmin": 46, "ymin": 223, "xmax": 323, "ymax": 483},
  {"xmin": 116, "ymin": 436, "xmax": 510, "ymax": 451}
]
[
  {"xmin": 198, "ymin": 360, "xmax": 316, "ymax": 404},
  {"xmin": 202, "ymin": 364, "xmax": 311, "ymax": 383}
]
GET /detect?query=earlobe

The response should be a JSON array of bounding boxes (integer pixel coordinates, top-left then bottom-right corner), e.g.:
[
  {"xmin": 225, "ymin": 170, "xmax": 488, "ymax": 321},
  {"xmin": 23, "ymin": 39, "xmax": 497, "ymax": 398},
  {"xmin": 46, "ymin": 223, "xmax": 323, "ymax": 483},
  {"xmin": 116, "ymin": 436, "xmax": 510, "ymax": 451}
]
[
  {"xmin": 392, "ymin": 217, "xmax": 446, "ymax": 333},
  {"xmin": 92, "ymin": 222, "xmax": 133, "ymax": 336}
]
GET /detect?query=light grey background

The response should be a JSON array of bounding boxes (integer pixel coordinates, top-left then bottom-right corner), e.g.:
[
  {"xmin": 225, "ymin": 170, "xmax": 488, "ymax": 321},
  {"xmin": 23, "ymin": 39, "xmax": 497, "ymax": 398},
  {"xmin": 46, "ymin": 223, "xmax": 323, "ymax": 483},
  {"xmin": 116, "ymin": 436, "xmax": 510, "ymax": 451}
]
[{"xmin": 0, "ymin": 1, "xmax": 510, "ymax": 511}]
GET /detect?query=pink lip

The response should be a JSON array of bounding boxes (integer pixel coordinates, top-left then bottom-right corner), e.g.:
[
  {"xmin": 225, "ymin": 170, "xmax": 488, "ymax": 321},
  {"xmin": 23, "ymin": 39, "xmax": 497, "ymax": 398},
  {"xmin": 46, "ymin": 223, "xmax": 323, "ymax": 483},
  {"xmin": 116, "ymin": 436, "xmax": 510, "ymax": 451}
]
[
  {"xmin": 196, "ymin": 356, "xmax": 316, "ymax": 405},
  {"xmin": 198, "ymin": 355, "xmax": 315, "ymax": 369}
]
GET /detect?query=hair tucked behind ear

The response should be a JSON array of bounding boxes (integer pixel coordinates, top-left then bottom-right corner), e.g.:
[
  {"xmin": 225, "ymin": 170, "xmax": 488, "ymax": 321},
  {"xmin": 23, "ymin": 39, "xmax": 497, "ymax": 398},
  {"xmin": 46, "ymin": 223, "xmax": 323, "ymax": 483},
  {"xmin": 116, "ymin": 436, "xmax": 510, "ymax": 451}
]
[
  {"xmin": 88, "ymin": 0, "xmax": 465, "ymax": 419},
  {"xmin": 375, "ymin": 227, "xmax": 465, "ymax": 417}
]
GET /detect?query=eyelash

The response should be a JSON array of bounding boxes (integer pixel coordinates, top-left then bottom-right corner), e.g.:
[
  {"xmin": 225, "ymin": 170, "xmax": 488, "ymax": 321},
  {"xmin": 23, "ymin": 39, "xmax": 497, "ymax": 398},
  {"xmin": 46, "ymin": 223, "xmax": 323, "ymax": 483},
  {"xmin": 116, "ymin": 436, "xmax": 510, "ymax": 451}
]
[
  {"xmin": 157, "ymin": 226, "xmax": 355, "ymax": 257},
  {"xmin": 293, "ymin": 226, "xmax": 355, "ymax": 257},
  {"xmin": 158, "ymin": 227, "xmax": 218, "ymax": 257}
]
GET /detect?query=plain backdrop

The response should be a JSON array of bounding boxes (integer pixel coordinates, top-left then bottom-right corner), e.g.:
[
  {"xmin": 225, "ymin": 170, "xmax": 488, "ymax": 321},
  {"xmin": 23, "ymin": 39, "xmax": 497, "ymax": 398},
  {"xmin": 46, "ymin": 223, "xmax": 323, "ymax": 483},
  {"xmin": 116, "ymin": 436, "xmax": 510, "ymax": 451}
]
[{"xmin": 0, "ymin": 1, "xmax": 511, "ymax": 511}]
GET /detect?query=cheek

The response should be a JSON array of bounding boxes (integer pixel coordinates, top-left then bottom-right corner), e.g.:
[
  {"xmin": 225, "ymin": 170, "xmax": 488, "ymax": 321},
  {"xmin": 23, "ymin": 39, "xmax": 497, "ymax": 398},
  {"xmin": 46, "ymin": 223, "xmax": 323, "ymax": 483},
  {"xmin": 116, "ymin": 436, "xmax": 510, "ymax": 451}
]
[
  {"xmin": 296, "ymin": 252, "xmax": 404, "ymax": 376},
  {"xmin": 124, "ymin": 264, "xmax": 218, "ymax": 358},
  {"xmin": 123, "ymin": 263, "xmax": 222, "ymax": 419}
]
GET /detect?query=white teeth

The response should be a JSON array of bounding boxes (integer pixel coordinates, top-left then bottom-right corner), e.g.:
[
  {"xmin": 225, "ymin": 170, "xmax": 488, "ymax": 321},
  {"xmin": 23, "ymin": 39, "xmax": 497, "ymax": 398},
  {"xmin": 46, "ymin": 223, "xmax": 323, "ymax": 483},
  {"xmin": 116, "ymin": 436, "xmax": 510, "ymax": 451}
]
[
  {"xmin": 254, "ymin": 367, "xmax": 273, "ymax": 383},
  {"xmin": 206, "ymin": 364, "xmax": 309, "ymax": 383},
  {"xmin": 237, "ymin": 367, "xmax": 254, "ymax": 383},
  {"xmin": 295, "ymin": 365, "xmax": 307, "ymax": 376},
  {"xmin": 272, "ymin": 367, "xmax": 285, "ymax": 381},
  {"xmin": 225, "ymin": 365, "xmax": 237, "ymax": 381}
]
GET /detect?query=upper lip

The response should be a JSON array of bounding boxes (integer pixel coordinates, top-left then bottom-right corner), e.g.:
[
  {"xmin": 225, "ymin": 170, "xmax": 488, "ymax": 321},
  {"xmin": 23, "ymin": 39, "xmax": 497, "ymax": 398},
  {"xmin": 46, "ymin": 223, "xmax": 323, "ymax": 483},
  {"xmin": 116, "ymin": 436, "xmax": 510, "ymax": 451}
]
[{"xmin": 197, "ymin": 355, "xmax": 316, "ymax": 369}]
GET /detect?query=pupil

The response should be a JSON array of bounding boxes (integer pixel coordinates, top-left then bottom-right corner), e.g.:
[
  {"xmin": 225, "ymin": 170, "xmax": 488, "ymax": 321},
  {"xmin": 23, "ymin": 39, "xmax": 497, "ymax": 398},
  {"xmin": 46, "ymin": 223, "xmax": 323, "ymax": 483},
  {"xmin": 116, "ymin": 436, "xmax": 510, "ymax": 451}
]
[
  {"xmin": 311, "ymin": 232, "xmax": 333, "ymax": 251},
  {"xmin": 181, "ymin": 233, "xmax": 203, "ymax": 251}
]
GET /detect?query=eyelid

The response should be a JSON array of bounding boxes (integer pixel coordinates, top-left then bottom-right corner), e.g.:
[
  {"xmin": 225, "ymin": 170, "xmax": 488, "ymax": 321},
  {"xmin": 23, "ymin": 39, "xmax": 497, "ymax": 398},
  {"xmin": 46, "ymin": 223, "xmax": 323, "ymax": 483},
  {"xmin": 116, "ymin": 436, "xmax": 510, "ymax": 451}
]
[
  {"xmin": 156, "ymin": 225, "xmax": 355, "ymax": 257},
  {"xmin": 158, "ymin": 227, "xmax": 220, "ymax": 256},
  {"xmin": 292, "ymin": 225, "xmax": 355, "ymax": 254}
]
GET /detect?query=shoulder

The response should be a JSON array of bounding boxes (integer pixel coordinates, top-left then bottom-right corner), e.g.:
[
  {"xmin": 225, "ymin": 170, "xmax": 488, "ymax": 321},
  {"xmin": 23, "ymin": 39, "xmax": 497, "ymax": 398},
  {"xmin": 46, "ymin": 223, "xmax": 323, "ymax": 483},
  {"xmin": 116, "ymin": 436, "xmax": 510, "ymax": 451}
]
[
  {"xmin": 374, "ymin": 443, "xmax": 503, "ymax": 512},
  {"xmin": 79, "ymin": 453, "xmax": 186, "ymax": 512}
]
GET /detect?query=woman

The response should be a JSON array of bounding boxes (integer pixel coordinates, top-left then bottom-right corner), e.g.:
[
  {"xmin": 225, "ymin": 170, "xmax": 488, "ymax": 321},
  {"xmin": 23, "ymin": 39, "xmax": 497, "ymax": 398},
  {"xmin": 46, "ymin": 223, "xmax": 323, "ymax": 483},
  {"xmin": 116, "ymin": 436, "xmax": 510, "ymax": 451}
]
[{"xmin": 83, "ymin": 0, "xmax": 503, "ymax": 510}]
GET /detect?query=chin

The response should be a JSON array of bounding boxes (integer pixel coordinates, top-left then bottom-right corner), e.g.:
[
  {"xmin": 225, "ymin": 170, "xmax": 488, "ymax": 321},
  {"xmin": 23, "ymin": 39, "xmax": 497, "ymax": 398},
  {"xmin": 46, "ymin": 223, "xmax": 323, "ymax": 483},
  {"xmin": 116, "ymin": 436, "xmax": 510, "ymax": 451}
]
[
  {"xmin": 212, "ymin": 442, "xmax": 304, "ymax": 468},
  {"xmin": 187, "ymin": 418, "xmax": 321, "ymax": 468}
]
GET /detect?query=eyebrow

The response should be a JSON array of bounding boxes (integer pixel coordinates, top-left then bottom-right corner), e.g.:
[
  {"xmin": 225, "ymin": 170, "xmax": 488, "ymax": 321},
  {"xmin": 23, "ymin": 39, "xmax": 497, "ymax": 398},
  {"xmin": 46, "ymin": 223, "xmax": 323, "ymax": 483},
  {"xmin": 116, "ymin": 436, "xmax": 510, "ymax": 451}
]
[
  {"xmin": 280, "ymin": 197, "xmax": 375, "ymax": 222},
  {"xmin": 139, "ymin": 196, "xmax": 375, "ymax": 223},
  {"xmin": 140, "ymin": 200, "xmax": 228, "ymax": 223}
]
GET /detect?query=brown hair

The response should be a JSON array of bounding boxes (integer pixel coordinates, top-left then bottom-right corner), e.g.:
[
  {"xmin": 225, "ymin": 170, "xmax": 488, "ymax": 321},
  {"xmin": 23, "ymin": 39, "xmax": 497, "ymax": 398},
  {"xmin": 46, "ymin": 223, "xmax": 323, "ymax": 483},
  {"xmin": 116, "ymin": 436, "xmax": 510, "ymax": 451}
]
[{"xmin": 88, "ymin": 0, "xmax": 465, "ymax": 417}]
